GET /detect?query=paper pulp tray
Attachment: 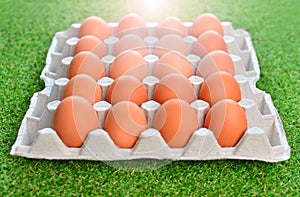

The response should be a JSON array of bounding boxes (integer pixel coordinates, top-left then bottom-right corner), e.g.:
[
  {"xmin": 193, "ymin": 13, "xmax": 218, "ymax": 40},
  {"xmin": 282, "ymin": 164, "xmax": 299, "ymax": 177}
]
[{"xmin": 10, "ymin": 21, "xmax": 291, "ymax": 162}]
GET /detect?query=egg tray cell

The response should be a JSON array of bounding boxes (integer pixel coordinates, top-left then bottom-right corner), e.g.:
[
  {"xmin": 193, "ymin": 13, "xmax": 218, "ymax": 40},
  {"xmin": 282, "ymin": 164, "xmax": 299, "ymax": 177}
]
[{"xmin": 10, "ymin": 22, "xmax": 290, "ymax": 162}]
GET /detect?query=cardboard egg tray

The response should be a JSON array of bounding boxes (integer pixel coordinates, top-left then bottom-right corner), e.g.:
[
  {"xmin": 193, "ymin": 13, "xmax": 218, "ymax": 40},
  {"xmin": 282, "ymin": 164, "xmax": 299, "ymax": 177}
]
[{"xmin": 10, "ymin": 21, "xmax": 290, "ymax": 162}]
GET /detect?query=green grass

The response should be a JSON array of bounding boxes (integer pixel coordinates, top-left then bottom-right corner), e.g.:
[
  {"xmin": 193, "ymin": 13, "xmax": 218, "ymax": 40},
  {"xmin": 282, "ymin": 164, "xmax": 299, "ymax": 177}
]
[{"xmin": 1, "ymin": 0, "xmax": 299, "ymax": 196}]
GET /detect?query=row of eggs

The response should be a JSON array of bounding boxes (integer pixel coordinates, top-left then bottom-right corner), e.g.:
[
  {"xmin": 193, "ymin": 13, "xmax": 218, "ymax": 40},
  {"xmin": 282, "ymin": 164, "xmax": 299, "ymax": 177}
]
[
  {"xmin": 63, "ymin": 70, "xmax": 240, "ymax": 107},
  {"xmin": 74, "ymin": 30, "xmax": 227, "ymax": 59},
  {"xmin": 70, "ymin": 49, "xmax": 234, "ymax": 81},
  {"xmin": 53, "ymin": 14, "xmax": 247, "ymax": 150},
  {"xmin": 78, "ymin": 13, "xmax": 224, "ymax": 42},
  {"xmin": 54, "ymin": 96, "xmax": 246, "ymax": 149}
]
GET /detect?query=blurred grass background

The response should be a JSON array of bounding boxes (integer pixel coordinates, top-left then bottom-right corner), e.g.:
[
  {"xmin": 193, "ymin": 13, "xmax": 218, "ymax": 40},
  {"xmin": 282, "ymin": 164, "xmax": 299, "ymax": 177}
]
[{"xmin": 1, "ymin": 0, "xmax": 299, "ymax": 196}]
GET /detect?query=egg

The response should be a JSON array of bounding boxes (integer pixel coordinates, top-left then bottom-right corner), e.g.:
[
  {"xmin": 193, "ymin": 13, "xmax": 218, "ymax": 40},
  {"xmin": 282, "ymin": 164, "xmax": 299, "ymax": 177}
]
[
  {"xmin": 74, "ymin": 35, "xmax": 107, "ymax": 58},
  {"xmin": 106, "ymin": 75, "xmax": 148, "ymax": 106},
  {"xmin": 155, "ymin": 16, "xmax": 186, "ymax": 38},
  {"xmin": 104, "ymin": 101, "xmax": 147, "ymax": 148},
  {"xmin": 189, "ymin": 13, "xmax": 224, "ymax": 37},
  {"xmin": 192, "ymin": 30, "xmax": 227, "ymax": 58},
  {"xmin": 78, "ymin": 16, "xmax": 111, "ymax": 40},
  {"xmin": 63, "ymin": 74, "xmax": 102, "ymax": 104},
  {"xmin": 153, "ymin": 73, "xmax": 195, "ymax": 104},
  {"xmin": 153, "ymin": 51, "xmax": 192, "ymax": 78},
  {"xmin": 199, "ymin": 71, "xmax": 241, "ymax": 106},
  {"xmin": 109, "ymin": 50, "xmax": 149, "ymax": 80},
  {"xmin": 204, "ymin": 99, "xmax": 247, "ymax": 147},
  {"xmin": 153, "ymin": 34, "xmax": 189, "ymax": 57},
  {"xmin": 196, "ymin": 50, "xmax": 235, "ymax": 79},
  {"xmin": 113, "ymin": 34, "xmax": 148, "ymax": 56},
  {"xmin": 68, "ymin": 51, "xmax": 106, "ymax": 80},
  {"xmin": 53, "ymin": 96, "xmax": 99, "ymax": 148},
  {"xmin": 153, "ymin": 99, "xmax": 199, "ymax": 148},
  {"xmin": 115, "ymin": 13, "xmax": 147, "ymax": 38}
]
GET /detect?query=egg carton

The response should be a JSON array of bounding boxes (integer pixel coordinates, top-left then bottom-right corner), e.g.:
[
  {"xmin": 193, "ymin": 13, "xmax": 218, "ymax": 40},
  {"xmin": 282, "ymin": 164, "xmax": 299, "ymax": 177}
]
[{"xmin": 10, "ymin": 22, "xmax": 290, "ymax": 162}]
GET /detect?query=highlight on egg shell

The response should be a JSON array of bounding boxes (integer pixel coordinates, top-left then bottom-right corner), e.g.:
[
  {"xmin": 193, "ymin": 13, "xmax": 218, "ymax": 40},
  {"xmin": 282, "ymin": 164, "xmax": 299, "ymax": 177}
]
[
  {"xmin": 196, "ymin": 50, "xmax": 235, "ymax": 79},
  {"xmin": 192, "ymin": 30, "xmax": 227, "ymax": 58},
  {"xmin": 106, "ymin": 75, "xmax": 148, "ymax": 106},
  {"xmin": 153, "ymin": 73, "xmax": 195, "ymax": 104},
  {"xmin": 115, "ymin": 13, "xmax": 148, "ymax": 38},
  {"xmin": 68, "ymin": 51, "xmax": 106, "ymax": 80},
  {"xmin": 74, "ymin": 35, "xmax": 107, "ymax": 58},
  {"xmin": 109, "ymin": 50, "xmax": 149, "ymax": 80},
  {"xmin": 63, "ymin": 74, "xmax": 102, "ymax": 104},
  {"xmin": 153, "ymin": 34, "xmax": 189, "ymax": 57},
  {"xmin": 104, "ymin": 101, "xmax": 148, "ymax": 148},
  {"xmin": 53, "ymin": 96, "xmax": 99, "ymax": 148},
  {"xmin": 204, "ymin": 99, "xmax": 247, "ymax": 147},
  {"xmin": 153, "ymin": 99, "xmax": 199, "ymax": 148},
  {"xmin": 199, "ymin": 71, "xmax": 241, "ymax": 106},
  {"xmin": 153, "ymin": 51, "xmax": 193, "ymax": 78},
  {"xmin": 78, "ymin": 16, "xmax": 111, "ymax": 41},
  {"xmin": 113, "ymin": 34, "xmax": 148, "ymax": 56},
  {"xmin": 189, "ymin": 13, "xmax": 224, "ymax": 37},
  {"xmin": 155, "ymin": 16, "xmax": 187, "ymax": 38}
]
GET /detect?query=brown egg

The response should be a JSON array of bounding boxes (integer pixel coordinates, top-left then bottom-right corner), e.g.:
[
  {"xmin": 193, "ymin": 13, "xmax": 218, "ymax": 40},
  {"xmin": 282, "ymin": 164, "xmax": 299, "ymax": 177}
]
[
  {"xmin": 78, "ymin": 16, "xmax": 111, "ymax": 40},
  {"xmin": 204, "ymin": 99, "xmax": 247, "ymax": 147},
  {"xmin": 155, "ymin": 16, "xmax": 186, "ymax": 38},
  {"xmin": 104, "ymin": 101, "xmax": 147, "ymax": 148},
  {"xmin": 199, "ymin": 71, "xmax": 241, "ymax": 106},
  {"xmin": 196, "ymin": 50, "xmax": 235, "ymax": 79},
  {"xmin": 53, "ymin": 96, "xmax": 99, "ymax": 148},
  {"xmin": 63, "ymin": 74, "xmax": 102, "ymax": 104},
  {"xmin": 109, "ymin": 50, "xmax": 149, "ymax": 80},
  {"xmin": 192, "ymin": 30, "xmax": 227, "ymax": 58},
  {"xmin": 153, "ymin": 34, "xmax": 189, "ymax": 57},
  {"xmin": 115, "ymin": 13, "xmax": 147, "ymax": 38},
  {"xmin": 106, "ymin": 75, "xmax": 148, "ymax": 106},
  {"xmin": 68, "ymin": 51, "xmax": 106, "ymax": 80},
  {"xmin": 153, "ymin": 99, "xmax": 199, "ymax": 148},
  {"xmin": 113, "ymin": 34, "xmax": 148, "ymax": 56},
  {"xmin": 153, "ymin": 73, "xmax": 195, "ymax": 104},
  {"xmin": 153, "ymin": 51, "xmax": 192, "ymax": 78},
  {"xmin": 189, "ymin": 13, "xmax": 224, "ymax": 37},
  {"xmin": 74, "ymin": 35, "xmax": 107, "ymax": 58}
]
